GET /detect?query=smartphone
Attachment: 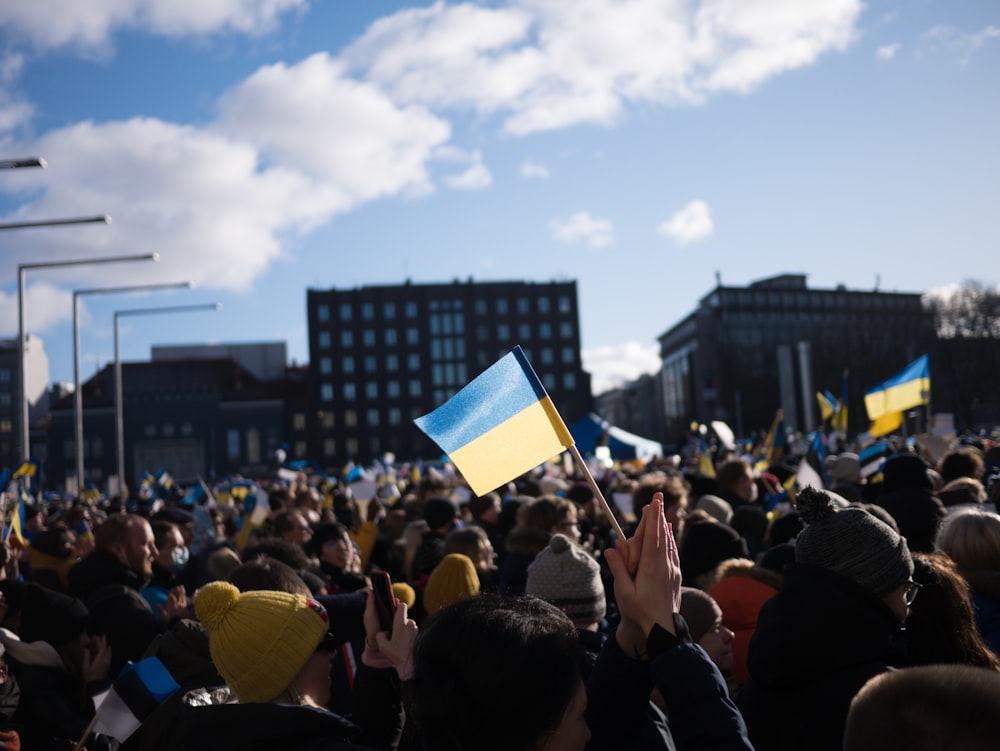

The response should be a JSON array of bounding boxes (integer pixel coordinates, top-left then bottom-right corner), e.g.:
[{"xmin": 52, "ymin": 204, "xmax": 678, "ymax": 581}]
[{"xmin": 371, "ymin": 571, "xmax": 396, "ymax": 635}]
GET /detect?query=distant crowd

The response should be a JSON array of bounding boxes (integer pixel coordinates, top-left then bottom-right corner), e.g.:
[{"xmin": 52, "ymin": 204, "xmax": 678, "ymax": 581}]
[{"xmin": 1, "ymin": 429, "xmax": 1000, "ymax": 750}]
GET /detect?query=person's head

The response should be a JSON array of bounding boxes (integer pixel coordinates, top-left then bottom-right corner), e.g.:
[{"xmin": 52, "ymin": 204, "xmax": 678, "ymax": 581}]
[
  {"xmin": 694, "ymin": 495, "xmax": 733, "ymax": 525},
  {"xmin": 526, "ymin": 534, "xmax": 606, "ymax": 630},
  {"xmin": 151, "ymin": 520, "xmax": 188, "ymax": 573},
  {"xmin": 445, "ymin": 526, "xmax": 495, "ymax": 573},
  {"xmin": 423, "ymin": 554, "xmax": 481, "ymax": 616},
  {"xmin": 468, "ymin": 492, "xmax": 502, "ymax": 524},
  {"xmin": 227, "ymin": 557, "xmax": 312, "ymax": 597},
  {"xmin": 242, "ymin": 537, "xmax": 311, "ymax": 571},
  {"xmin": 311, "ymin": 522, "xmax": 354, "ymax": 571},
  {"xmin": 423, "ymin": 497, "xmax": 459, "ymax": 534},
  {"xmin": 881, "ymin": 453, "xmax": 934, "ymax": 493},
  {"xmin": 939, "ymin": 447, "xmax": 986, "ymax": 484},
  {"xmin": 680, "ymin": 587, "xmax": 734, "ymax": 676},
  {"xmin": 678, "ymin": 518, "xmax": 749, "ymax": 590},
  {"xmin": 194, "ymin": 581, "xmax": 335, "ymax": 706},
  {"xmin": 632, "ymin": 472, "xmax": 690, "ymax": 532},
  {"xmin": 18, "ymin": 584, "xmax": 92, "ymax": 676},
  {"xmin": 845, "ymin": 665, "xmax": 1000, "ymax": 751},
  {"xmin": 273, "ymin": 509, "xmax": 312, "ymax": 546},
  {"xmin": 937, "ymin": 509, "xmax": 1000, "ymax": 571},
  {"xmin": 795, "ymin": 486, "xmax": 914, "ymax": 623},
  {"xmin": 522, "ymin": 496, "xmax": 580, "ymax": 542},
  {"xmin": 95, "ymin": 513, "xmax": 157, "ymax": 577},
  {"xmin": 906, "ymin": 553, "xmax": 1000, "ymax": 670},
  {"xmin": 716, "ymin": 459, "xmax": 756, "ymax": 503},
  {"xmin": 412, "ymin": 594, "xmax": 590, "ymax": 751}
]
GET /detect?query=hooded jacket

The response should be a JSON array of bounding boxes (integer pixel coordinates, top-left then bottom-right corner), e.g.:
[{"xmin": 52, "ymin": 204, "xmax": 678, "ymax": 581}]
[{"xmin": 739, "ymin": 563, "xmax": 904, "ymax": 751}]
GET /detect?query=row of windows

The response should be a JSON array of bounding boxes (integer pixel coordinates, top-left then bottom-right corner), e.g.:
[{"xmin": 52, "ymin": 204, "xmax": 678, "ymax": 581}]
[
  {"xmin": 319, "ymin": 346, "xmax": 577, "ymax": 378},
  {"xmin": 315, "ymin": 295, "xmax": 575, "ymax": 325},
  {"xmin": 316, "ymin": 321, "xmax": 578, "ymax": 350},
  {"xmin": 318, "ymin": 370, "xmax": 577, "ymax": 404},
  {"xmin": 319, "ymin": 353, "xmax": 422, "ymax": 375},
  {"xmin": 717, "ymin": 290, "xmax": 920, "ymax": 313}
]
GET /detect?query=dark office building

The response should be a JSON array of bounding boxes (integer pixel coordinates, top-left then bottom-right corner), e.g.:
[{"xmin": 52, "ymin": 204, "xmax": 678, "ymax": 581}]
[
  {"xmin": 657, "ymin": 274, "xmax": 937, "ymax": 444},
  {"xmin": 307, "ymin": 279, "xmax": 592, "ymax": 467}
]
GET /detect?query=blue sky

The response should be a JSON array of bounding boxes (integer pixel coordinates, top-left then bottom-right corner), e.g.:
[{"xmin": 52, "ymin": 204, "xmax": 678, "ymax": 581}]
[{"xmin": 0, "ymin": 0, "xmax": 997, "ymax": 396}]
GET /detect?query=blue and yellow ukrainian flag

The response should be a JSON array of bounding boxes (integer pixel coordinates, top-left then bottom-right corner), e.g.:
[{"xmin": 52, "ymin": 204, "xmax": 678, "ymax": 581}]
[
  {"xmin": 414, "ymin": 346, "xmax": 575, "ymax": 496},
  {"xmin": 864, "ymin": 355, "xmax": 930, "ymax": 421}
]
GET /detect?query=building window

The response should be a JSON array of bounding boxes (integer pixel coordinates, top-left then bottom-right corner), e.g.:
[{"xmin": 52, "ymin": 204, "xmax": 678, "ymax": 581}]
[
  {"xmin": 144, "ymin": 424, "xmax": 156, "ymax": 438},
  {"xmin": 405, "ymin": 302, "xmax": 418, "ymax": 318},
  {"xmin": 386, "ymin": 354, "xmax": 399, "ymax": 372},
  {"xmin": 367, "ymin": 409, "xmax": 379, "ymax": 427},
  {"xmin": 387, "ymin": 380, "xmax": 400, "ymax": 398},
  {"xmin": 363, "ymin": 330, "xmax": 376, "ymax": 346},
  {"xmin": 540, "ymin": 323, "xmax": 552, "ymax": 339},
  {"xmin": 294, "ymin": 440, "xmax": 307, "ymax": 459},
  {"xmin": 321, "ymin": 383, "xmax": 334, "ymax": 402},
  {"xmin": 246, "ymin": 428, "xmax": 261, "ymax": 464},
  {"xmin": 341, "ymin": 331, "xmax": 354, "ymax": 347},
  {"xmin": 318, "ymin": 331, "xmax": 331, "ymax": 349},
  {"xmin": 346, "ymin": 438, "xmax": 359, "ymax": 455},
  {"xmin": 496, "ymin": 298, "xmax": 508, "ymax": 315},
  {"xmin": 541, "ymin": 348, "xmax": 554, "ymax": 364},
  {"xmin": 384, "ymin": 301, "xmax": 396, "ymax": 319},
  {"xmin": 406, "ymin": 328, "xmax": 419, "ymax": 345},
  {"xmin": 385, "ymin": 329, "xmax": 397, "ymax": 346},
  {"xmin": 364, "ymin": 355, "xmax": 377, "ymax": 373},
  {"xmin": 320, "ymin": 412, "xmax": 334, "ymax": 428},
  {"xmin": 562, "ymin": 347, "xmax": 575, "ymax": 364},
  {"xmin": 409, "ymin": 380, "xmax": 422, "ymax": 397},
  {"xmin": 293, "ymin": 412, "xmax": 306, "ymax": 431},
  {"xmin": 91, "ymin": 437, "xmax": 103, "ymax": 459},
  {"xmin": 323, "ymin": 439, "xmax": 336, "ymax": 457},
  {"xmin": 344, "ymin": 383, "xmax": 356, "ymax": 400},
  {"xmin": 339, "ymin": 303, "xmax": 352, "ymax": 321},
  {"xmin": 388, "ymin": 408, "xmax": 401, "ymax": 425},
  {"xmin": 362, "ymin": 303, "xmax": 374, "ymax": 320},
  {"xmin": 317, "ymin": 304, "xmax": 330, "ymax": 322},
  {"xmin": 560, "ymin": 322, "xmax": 573, "ymax": 338},
  {"xmin": 320, "ymin": 357, "xmax": 332, "ymax": 375},
  {"xmin": 162, "ymin": 424, "xmax": 175, "ymax": 437},
  {"xmin": 517, "ymin": 298, "xmax": 530, "ymax": 314},
  {"xmin": 344, "ymin": 410, "xmax": 357, "ymax": 427},
  {"xmin": 226, "ymin": 429, "xmax": 240, "ymax": 461},
  {"xmin": 497, "ymin": 324, "xmax": 510, "ymax": 339},
  {"xmin": 365, "ymin": 382, "xmax": 378, "ymax": 399},
  {"xmin": 563, "ymin": 373, "xmax": 576, "ymax": 390},
  {"xmin": 558, "ymin": 296, "xmax": 571, "ymax": 313},
  {"xmin": 407, "ymin": 354, "xmax": 420, "ymax": 370},
  {"xmin": 538, "ymin": 297, "xmax": 550, "ymax": 314},
  {"xmin": 543, "ymin": 373, "xmax": 556, "ymax": 391},
  {"xmin": 518, "ymin": 323, "xmax": 531, "ymax": 340},
  {"xmin": 181, "ymin": 422, "xmax": 193, "ymax": 435},
  {"xmin": 343, "ymin": 356, "xmax": 355, "ymax": 373},
  {"xmin": 475, "ymin": 300, "xmax": 487, "ymax": 315}
]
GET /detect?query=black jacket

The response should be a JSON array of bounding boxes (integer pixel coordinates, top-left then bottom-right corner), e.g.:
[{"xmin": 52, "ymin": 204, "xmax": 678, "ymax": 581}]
[{"xmin": 739, "ymin": 563, "xmax": 904, "ymax": 751}]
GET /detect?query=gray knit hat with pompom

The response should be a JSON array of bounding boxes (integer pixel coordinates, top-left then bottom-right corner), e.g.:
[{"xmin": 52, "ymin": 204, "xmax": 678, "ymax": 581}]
[
  {"xmin": 795, "ymin": 486, "xmax": 913, "ymax": 595},
  {"xmin": 526, "ymin": 533, "xmax": 605, "ymax": 626}
]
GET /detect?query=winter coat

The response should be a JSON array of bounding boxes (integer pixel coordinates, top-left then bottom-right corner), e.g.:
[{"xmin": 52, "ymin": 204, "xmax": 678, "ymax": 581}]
[
  {"xmin": 960, "ymin": 568, "xmax": 1000, "ymax": 657},
  {"xmin": 874, "ymin": 487, "xmax": 946, "ymax": 553},
  {"xmin": 709, "ymin": 563, "xmax": 780, "ymax": 686},
  {"xmin": 739, "ymin": 563, "xmax": 904, "ymax": 751}
]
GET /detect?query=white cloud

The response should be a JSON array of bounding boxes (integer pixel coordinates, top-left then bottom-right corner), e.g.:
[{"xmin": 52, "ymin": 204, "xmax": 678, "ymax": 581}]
[
  {"xmin": 657, "ymin": 200, "xmax": 714, "ymax": 245},
  {"xmin": 444, "ymin": 150, "xmax": 493, "ymax": 190},
  {"xmin": 921, "ymin": 24, "xmax": 1000, "ymax": 66},
  {"xmin": 519, "ymin": 160, "xmax": 550, "ymax": 179},
  {"xmin": 346, "ymin": 0, "xmax": 862, "ymax": 134},
  {"xmin": 876, "ymin": 43, "xmax": 901, "ymax": 60},
  {"xmin": 0, "ymin": 0, "xmax": 306, "ymax": 52},
  {"xmin": 550, "ymin": 211, "xmax": 614, "ymax": 248},
  {"xmin": 0, "ymin": 282, "xmax": 73, "ymax": 336},
  {"xmin": 583, "ymin": 340, "xmax": 661, "ymax": 395}
]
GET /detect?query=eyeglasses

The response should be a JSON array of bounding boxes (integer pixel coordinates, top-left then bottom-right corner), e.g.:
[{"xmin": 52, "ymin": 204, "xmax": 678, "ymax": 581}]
[{"xmin": 904, "ymin": 580, "xmax": 923, "ymax": 607}]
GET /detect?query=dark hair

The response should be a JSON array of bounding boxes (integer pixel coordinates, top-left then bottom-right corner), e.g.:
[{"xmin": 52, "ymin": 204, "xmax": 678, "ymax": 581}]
[
  {"xmin": 227, "ymin": 557, "xmax": 311, "ymax": 597},
  {"xmin": 939, "ymin": 448, "xmax": 985, "ymax": 484},
  {"xmin": 412, "ymin": 593, "xmax": 586, "ymax": 751},
  {"xmin": 632, "ymin": 471, "xmax": 690, "ymax": 516},
  {"xmin": 272, "ymin": 509, "xmax": 307, "ymax": 538},
  {"xmin": 905, "ymin": 553, "xmax": 1000, "ymax": 670},
  {"xmin": 308, "ymin": 522, "xmax": 351, "ymax": 559},
  {"xmin": 845, "ymin": 665, "xmax": 1000, "ymax": 751},
  {"xmin": 150, "ymin": 520, "xmax": 179, "ymax": 549},
  {"xmin": 242, "ymin": 537, "xmax": 310, "ymax": 570}
]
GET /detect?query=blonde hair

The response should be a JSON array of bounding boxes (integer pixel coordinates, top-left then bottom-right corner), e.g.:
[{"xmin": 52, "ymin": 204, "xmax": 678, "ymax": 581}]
[{"xmin": 937, "ymin": 509, "xmax": 1000, "ymax": 570}]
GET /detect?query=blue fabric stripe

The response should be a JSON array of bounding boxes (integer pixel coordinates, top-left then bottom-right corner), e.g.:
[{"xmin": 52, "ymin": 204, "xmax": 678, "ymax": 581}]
[
  {"xmin": 864, "ymin": 355, "xmax": 928, "ymax": 396},
  {"xmin": 414, "ymin": 346, "xmax": 545, "ymax": 454}
]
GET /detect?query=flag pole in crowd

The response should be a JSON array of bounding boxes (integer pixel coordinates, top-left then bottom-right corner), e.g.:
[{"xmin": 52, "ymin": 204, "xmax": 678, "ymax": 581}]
[{"xmin": 414, "ymin": 345, "xmax": 627, "ymax": 541}]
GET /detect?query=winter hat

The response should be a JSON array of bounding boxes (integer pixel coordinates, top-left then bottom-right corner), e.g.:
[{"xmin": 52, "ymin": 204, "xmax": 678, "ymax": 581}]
[
  {"xmin": 679, "ymin": 520, "xmax": 750, "ymax": 585},
  {"xmin": 18, "ymin": 584, "xmax": 89, "ymax": 647},
  {"xmin": 423, "ymin": 497, "xmax": 458, "ymax": 531},
  {"xmin": 392, "ymin": 582, "xmax": 417, "ymax": 609},
  {"xmin": 194, "ymin": 580, "xmax": 330, "ymax": 703},
  {"xmin": 882, "ymin": 454, "xmax": 933, "ymax": 493},
  {"xmin": 679, "ymin": 587, "xmax": 722, "ymax": 643},
  {"xmin": 795, "ymin": 486, "xmax": 913, "ymax": 595},
  {"xmin": 695, "ymin": 495, "xmax": 734, "ymax": 525},
  {"xmin": 826, "ymin": 453, "xmax": 861, "ymax": 485},
  {"xmin": 526, "ymin": 533, "xmax": 606, "ymax": 626},
  {"xmin": 539, "ymin": 476, "xmax": 570, "ymax": 496},
  {"xmin": 423, "ymin": 554, "xmax": 480, "ymax": 616}
]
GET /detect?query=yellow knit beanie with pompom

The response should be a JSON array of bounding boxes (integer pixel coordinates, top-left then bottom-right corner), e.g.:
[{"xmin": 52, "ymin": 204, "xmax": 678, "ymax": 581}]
[{"xmin": 194, "ymin": 581, "xmax": 329, "ymax": 703}]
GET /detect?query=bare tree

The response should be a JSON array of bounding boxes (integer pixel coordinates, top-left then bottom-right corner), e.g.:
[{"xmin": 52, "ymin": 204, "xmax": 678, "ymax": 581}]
[{"xmin": 926, "ymin": 280, "xmax": 1000, "ymax": 338}]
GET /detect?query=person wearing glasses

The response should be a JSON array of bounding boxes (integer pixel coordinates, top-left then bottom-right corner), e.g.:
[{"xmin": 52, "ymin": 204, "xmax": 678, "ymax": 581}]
[{"xmin": 738, "ymin": 486, "xmax": 915, "ymax": 751}]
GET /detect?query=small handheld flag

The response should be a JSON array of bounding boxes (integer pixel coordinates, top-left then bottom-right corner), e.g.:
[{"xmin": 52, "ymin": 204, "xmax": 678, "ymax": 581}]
[
  {"xmin": 414, "ymin": 346, "xmax": 575, "ymax": 496},
  {"xmin": 81, "ymin": 656, "xmax": 180, "ymax": 748}
]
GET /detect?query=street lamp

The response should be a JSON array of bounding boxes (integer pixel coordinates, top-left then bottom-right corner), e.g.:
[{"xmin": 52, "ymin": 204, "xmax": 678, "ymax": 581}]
[
  {"xmin": 0, "ymin": 157, "xmax": 46, "ymax": 170},
  {"xmin": 16, "ymin": 251, "xmax": 152, "ymax": 463},
  {"xmin": 114, "ymin": 303, "xmax": 221, "ymax": 490},
  {"xmin": 73, "ymin": 281, "xmax": 193, "ymax": 489}
]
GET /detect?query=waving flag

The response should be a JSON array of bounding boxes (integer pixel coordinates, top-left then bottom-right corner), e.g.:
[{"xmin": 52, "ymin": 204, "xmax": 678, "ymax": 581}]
[
  {"xmin": 92, "ymin": 656, "xmax": 180, "ymax": 743},
  {"xmin": 864, "ymin": 355, "xmax": 930, "ymax": 421},
  {"xmin": 414, "ymin": 346, "xmax": 575, "ymax": 496}
]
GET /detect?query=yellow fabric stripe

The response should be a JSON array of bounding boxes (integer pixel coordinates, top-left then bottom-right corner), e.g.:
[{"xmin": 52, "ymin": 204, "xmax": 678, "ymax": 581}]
[
  {"xmin": 864, "ymin": 377, "xmax": 930, "ymax": 419},
  {"xmin": 450, "ymin": 399, "xmax": 570, "ymax": 496}
]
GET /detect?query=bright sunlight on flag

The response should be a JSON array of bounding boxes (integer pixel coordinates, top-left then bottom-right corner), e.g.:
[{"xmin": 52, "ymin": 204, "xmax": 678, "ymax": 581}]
[
  {"xmin": 864, "ymin": 355, "xmax": 930, "ymax": 421},
  {"xmin": 414, "ymin": 346, "xmax": 575, "ymax": 496}
]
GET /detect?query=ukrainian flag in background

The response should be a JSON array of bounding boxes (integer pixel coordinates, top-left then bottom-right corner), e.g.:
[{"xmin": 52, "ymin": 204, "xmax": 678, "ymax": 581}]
[
  {"xmin": 414, "ymin": 346, "xmax": 575, "ymax": 496},
  {"xmin": 864, "ymin": 355, "xmax": 931, "ymax": 421}
]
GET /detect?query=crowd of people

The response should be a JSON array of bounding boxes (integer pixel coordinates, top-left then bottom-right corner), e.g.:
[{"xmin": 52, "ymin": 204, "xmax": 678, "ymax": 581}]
[{"xmin": 0, "ymin": 429, "xmax": 999, "ymax": 750}]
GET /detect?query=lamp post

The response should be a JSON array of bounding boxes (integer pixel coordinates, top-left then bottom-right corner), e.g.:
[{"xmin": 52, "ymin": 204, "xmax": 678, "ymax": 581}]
[
  {"xmin": 16, "ymin": 249, "xmax": 151, "ymax": 463},
  {"xmin": 73, "ymin": 281, "xmax": 193, "ymax": 490},
  {"xmin": 114, "ymin": 303, "xmax": 221, "ymax": 490}
]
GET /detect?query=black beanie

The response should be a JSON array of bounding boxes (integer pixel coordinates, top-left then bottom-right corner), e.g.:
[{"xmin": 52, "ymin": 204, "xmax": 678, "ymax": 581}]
[
  {"xmin": 882, "ymin": 454, "xmax": 933, "ymax": 493},
  {"xmin": 423, "ymin": 497, "xmax": 458, "ymax": 530},
  {"xmin": 19, "ymin": 584, "xmax": 89, "ymax": 647},
  {"xmin": 679, "ymin": 520, "xmax": 749, "ymax": 584},
  {"xmin": 795, "ymin": 486, "xmax": 913, "ymax": 595}
]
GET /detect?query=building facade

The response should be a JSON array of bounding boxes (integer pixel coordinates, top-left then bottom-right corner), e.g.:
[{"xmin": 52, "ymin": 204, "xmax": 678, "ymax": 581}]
[
  {"xmin": 0, "ymin": 334, "xmax": 50, "ymax": 469},
  {"xmin": 307, "ymin": 279, "xmax": 592, "ymax": 467},
  {"xmin": 657, "ymin": 274, "xmax": 937, "ymax": 444}
]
